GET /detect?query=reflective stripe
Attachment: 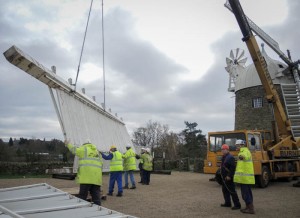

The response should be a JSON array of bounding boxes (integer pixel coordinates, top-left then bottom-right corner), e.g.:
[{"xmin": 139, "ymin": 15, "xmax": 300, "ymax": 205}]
[
  {"xmin": 66, "ymin": 143, "xmax": 103, "ymax": 186},
  {"xmin": 235, "ymin": 172, "xmax": 254, "ymax": 177},
  {"xmin": 79, "ymin": 164, "xmax": 103, "ymax": 169},
  {"xmin": 111, "ymin": 164, "xmax": 122, "ymax": 166},
  {"xmin": 239, "ymin": 159, "xmax": 253, "ymax": 163},
  {"xmin": 79, "ymin": 157, "xmax": 102, "ymax": 162}
]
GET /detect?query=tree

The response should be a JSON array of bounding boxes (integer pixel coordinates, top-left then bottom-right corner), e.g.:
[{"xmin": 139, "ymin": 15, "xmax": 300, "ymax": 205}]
[
  {"xmin": 159, "ymin": 132, "xmax": 181, "ymax": 160},
  {"xmin": 179, "ymin": 121, "xmax": 207, "ymax": 158},
  {"xmin": 9, "ymin": 137, "xmax": 13, "ymax": 146},
  {"xmin": 132, "ymin": 120, "xmax": 169, "ymax": 151}
]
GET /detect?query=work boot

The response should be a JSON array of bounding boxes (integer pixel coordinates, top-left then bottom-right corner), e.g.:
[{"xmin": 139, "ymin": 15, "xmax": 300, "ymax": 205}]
[
  {"xmin": 241, "ymin": 203, "xmax": 255, "ymax": 214},
  {"xmin": 130, "ymin": 185, "xmax": 136, "ymax": 189},
  {"xmin": 123, "ymin": 185, "xmax": 129, "ymax": 189},
  {"xmin": 231, "ymin": 205, "xmax": 241, "ymax": 210},
  {"xmin": 107, "ymin": 192, "xmax": 113, "ymax": 196},
  {"xmin": 220, "ymin": 203, "xmax": 231, "ymax": 207},
  {"xmin": 116, "ymin": 192, "xmax": 123, "ymax": 197}
]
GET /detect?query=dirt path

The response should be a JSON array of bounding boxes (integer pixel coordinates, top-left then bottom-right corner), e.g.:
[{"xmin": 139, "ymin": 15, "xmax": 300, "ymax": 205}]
[{"xmin": 0, "ymin": 172, "xmax": 299, "ymax": 218}]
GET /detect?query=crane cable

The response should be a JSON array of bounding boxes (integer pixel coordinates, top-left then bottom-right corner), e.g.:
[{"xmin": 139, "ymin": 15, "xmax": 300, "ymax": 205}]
[
  {"xmin": 101, "ymin": 0, "xmax": 106, "ymax": 110},
  {"xmin": 74, "ymin": 0, "xmax": 94, "ymax": 90}
]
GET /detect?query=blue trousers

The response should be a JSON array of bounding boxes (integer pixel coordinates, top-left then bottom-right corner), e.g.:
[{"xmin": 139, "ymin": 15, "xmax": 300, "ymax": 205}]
[
  {"xmin": 124, "ymin": 170, "xmax": 136, "ymax": 187},
  {"xmin": 240, "ymin": 184, "xmax": 253, "ymax": 205},
  {"xmin": 109, "ymin": 171, "xmax": 123, "ymax": 194}
]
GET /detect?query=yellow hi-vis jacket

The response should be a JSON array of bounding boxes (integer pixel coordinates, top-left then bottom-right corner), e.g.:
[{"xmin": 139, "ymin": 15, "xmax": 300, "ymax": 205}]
[
  {"xmin": 110, "ymin": 151, "xmax": 123, "ymax": 172},
  {"xmin": 234, "ymin": 147, "xmax": 255, "ymax": 184},
  {"xmin": 123, "ymin": 148, "xmax": 137, "ymax": 171},
  {"xmin": 140, "ymin": 153, "xmax": 153, "ymax": 171},
  {"xmin": 67, "ymin": 143, "xmax": 103, "ymax": 186}
]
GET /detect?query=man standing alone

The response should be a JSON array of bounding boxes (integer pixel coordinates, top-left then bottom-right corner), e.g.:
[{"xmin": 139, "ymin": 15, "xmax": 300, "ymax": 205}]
[
  {"xmin": 234, "ymin": 139, "xmax": 255, "ymax": 214},
  {"xmin": 220, "ymin": 144, "xmax": 241, "ymax": 210}
]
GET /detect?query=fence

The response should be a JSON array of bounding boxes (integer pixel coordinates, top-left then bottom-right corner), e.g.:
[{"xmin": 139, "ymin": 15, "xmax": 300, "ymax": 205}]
[{"xmin": 153, "ymin": 157, "xmax": 204, "ymax": 173}]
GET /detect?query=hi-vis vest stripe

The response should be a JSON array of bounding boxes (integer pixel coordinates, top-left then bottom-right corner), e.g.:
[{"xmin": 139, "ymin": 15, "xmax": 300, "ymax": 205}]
[
  {"xmin": 233, "ymin": 147, "xmax": 255, "ymax": 184},
  {"xmin": 79, "ymin": 146, "xmax": 103, "ymax": 168},
  {"xmin": 66, "ymin": 143, "xmax": 103, "ymax": 186},
  {"xmin": 123, "ymin": 149, "xmax": 137, "ymax": 171},
  {"xmin": 110, "ymin": 151, "xmax": 123, "ymax": 171}
]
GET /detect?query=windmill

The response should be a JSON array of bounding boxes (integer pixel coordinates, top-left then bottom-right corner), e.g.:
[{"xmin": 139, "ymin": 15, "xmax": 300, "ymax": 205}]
[{"xmin": 225, "ymin": 48, "xmax": 247, "ymax": 92}]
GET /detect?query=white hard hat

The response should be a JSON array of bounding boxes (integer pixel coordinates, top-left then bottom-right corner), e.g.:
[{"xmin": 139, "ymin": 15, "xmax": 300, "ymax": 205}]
[
  {"xmin": 146, "ymin": 148, "xmax": 151, "ymax": 153},
  {"xmin": 235, "ymin": 139, "xmax": 245, "ymax": 145}
]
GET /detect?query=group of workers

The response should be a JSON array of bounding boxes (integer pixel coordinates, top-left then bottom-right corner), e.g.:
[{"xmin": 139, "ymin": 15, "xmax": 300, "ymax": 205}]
[
  {"xmin": 220, "ymin": 139, "xmax": 255, "ymax": 214},
  {"xmin": 64, "ymin": 139, "xmax": 153, "ymax": 206},
  {"xmin": 64, "ymin": 138, "xmax": 255, "ymax": 214}
]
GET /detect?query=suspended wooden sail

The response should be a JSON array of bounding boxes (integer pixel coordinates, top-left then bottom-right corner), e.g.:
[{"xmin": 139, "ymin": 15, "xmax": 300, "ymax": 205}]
[{"xmin": 3, "ymin": 45, "xmax": 133, "ymax": 172}]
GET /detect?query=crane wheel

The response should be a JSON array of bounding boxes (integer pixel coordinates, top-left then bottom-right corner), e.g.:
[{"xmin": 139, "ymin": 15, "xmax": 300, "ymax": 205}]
[{"xmin": 256, "ymin": 166, "xmax": 270, "ymax": 188}]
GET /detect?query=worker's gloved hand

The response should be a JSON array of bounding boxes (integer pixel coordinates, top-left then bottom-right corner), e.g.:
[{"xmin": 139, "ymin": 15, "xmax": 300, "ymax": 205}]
[
  {"xmin": 238, "ymin": 155, "xmax": 244, "ymax": 160},
  {"xmin": 225, "ymin": 176, "xmax": 231, "ymax": 181}
]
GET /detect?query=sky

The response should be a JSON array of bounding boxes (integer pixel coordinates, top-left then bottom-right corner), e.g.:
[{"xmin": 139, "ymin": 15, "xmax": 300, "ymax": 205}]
[{"xmin": 1, "ymin": 0, "xmax": 299, "ymax": 141}]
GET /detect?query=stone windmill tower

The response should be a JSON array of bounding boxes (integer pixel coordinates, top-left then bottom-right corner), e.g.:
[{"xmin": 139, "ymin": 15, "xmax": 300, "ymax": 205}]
[{"xmin": 226, "ymin": 44, "xmax": 295, "ymax": 131}]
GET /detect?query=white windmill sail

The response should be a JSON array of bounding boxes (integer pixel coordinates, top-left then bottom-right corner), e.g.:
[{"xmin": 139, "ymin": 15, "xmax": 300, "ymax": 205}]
[
  {"xmin": 3, "ymin": 45, "xmax": 133, "ymax": 172},
  {"xmin": 225, "ymin": 48, "xmax": 247, "ymax": 92}
]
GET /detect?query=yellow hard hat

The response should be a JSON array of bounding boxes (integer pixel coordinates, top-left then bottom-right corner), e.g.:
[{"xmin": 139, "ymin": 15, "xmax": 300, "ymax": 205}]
[{"xmin": 110, "ymin": 145, "xmax": 116, "ymax": 149}]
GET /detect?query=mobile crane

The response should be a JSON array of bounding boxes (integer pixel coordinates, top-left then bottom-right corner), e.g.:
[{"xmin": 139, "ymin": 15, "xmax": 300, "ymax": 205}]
[{"xmin": 204, "ymin": 0, "xmax": 300, "ymax": 187}]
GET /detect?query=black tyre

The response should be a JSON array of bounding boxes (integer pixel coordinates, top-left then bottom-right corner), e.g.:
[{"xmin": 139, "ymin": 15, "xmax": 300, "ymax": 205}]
[{"xmin": 256, "ymin": 165, "xmax": 271, "ymax": 188}]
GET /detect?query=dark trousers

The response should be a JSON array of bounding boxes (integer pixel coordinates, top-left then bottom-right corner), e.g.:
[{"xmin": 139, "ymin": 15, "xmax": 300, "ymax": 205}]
[
  {"xmin": 143, "ymin": 170, "xmax": 151, "ymax": 185},
  {"xmin": 140, "ymin": 169, "xmax": 144, "ymax": 183},
  {"xmin": 240, "ymin": 184, "xmax": 253, "ymax": 205},
  {"xmin": 222, "ymin": 180, "xmax": 240, "ymax": 207},
  {"xmin": 79, "ymin": 184, "xmax": 101, "ymax": 206},
  {"xmin": 109, "ymin": 171, "xmax": 123, "ymax": 194}
]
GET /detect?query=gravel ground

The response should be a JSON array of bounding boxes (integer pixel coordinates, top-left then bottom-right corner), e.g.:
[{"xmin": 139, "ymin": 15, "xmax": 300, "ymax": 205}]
[{"xmin": 0, "ymin": 172, "xmax": 299, "ymax": 218}]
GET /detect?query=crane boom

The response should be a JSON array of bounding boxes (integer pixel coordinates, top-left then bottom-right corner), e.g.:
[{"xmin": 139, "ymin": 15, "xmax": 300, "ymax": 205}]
[
  {"xmin": 225, "ymin": 0, "xmax": 300, "ymax": 91},
  {"xmin": 227, "ymin": 0, "xmax": 292, "ymax": 139}
]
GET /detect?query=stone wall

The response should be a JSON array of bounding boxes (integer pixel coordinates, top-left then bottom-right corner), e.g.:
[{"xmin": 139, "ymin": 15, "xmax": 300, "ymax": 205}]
[{"xmin": 235, "ymin": 85, "xmax": 285, "ymax": 131}]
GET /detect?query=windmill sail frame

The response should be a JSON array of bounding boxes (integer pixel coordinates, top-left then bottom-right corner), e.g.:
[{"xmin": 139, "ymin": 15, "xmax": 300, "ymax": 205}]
[{"xmin": 3, "ymin": 45, "xmax": 134, "ymax": 172}]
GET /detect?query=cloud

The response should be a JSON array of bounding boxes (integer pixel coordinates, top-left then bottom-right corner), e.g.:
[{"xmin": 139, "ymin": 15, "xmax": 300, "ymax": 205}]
[{"xmin": 0, "ymin": 0, "xmax": 299, "ymax": 142}]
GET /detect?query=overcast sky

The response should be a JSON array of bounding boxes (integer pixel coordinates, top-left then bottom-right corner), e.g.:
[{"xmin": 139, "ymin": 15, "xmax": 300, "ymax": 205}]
[{"xmin": 1, "ymin": 0, "xmax": 299, "ymax": 141}]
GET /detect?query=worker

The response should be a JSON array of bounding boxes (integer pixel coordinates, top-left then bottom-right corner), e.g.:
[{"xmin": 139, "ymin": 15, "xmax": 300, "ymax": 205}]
[
  {"xmin": 64, "ymin": 139, "xmax": 102, "ymax": 206},
  {"xmin": 234, "ymin": 139, "xmax": 255, "ymax": 214},
  {"xmin": 220, "ymin": 144, "xmax": 241, "ymax": 210},
  {"xmin": 136, "ymin": 147, "xmax": 146, "ymax": 184},
  {"xmin": 140, "ymin": 148, "xmax": 153, "ymax": 185},
  {"xmin": 101, "ymin": 145, "xmax": 124, "ymax": 197},
  {"xmin": 122, "ymin": 145, "xmax": 137, "ymax": 189}
]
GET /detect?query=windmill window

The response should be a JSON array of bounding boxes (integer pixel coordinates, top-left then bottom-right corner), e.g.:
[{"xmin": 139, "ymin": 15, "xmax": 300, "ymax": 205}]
[
  {"xmin": 278, "ymin": 64, "xmax": 284, "ymax": 68},
  {"xmin": 252, "ymin": 97, "xmax": 263, "ymax": 108}
]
